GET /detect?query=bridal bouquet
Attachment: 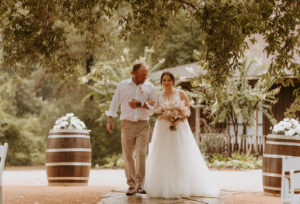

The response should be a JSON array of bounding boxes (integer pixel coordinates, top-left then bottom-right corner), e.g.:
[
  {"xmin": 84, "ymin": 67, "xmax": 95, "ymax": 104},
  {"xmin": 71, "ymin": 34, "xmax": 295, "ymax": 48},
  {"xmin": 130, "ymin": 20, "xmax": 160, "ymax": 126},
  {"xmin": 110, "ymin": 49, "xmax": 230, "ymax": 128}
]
[
  {"xmin": 53, "ymin": 113, "xmax": 88, "ymax": 130},
  {"xmin": 272, "ymin": 118, "xmax": 300, "ymax": 136},
  {"xmin": 155, "ymin": 100, "xmax": 189, "ymax": 131}
]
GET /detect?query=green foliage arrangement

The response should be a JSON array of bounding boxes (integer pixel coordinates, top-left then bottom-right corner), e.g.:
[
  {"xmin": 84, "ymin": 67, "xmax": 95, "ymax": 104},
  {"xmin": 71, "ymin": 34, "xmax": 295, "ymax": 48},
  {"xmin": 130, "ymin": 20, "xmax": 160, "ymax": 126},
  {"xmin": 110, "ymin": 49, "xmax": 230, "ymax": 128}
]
[
  {"xmin": 206, "ymin": 152, "xmax": 262, "ymax": 170},
  {"xmin": 96, "ymin": 153, "xmax": 124, "ymax": 169}
]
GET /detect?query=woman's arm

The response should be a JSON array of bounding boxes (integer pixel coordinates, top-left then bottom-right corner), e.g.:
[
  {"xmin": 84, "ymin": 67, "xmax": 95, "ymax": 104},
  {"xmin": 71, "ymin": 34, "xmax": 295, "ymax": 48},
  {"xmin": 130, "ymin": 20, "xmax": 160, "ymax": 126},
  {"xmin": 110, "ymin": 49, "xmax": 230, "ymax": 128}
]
[{"xmin": 179, "ymin": 90, "xmax": 191, "ymax": 118}]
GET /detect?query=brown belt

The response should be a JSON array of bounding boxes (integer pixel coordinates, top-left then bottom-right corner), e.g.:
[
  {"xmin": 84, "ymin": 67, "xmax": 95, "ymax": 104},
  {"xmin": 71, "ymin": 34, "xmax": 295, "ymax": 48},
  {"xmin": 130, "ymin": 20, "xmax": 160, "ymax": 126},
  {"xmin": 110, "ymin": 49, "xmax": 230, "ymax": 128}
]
[{"xmin": 121, "ymin": 119, "xmax": 148, "ymax": 123}]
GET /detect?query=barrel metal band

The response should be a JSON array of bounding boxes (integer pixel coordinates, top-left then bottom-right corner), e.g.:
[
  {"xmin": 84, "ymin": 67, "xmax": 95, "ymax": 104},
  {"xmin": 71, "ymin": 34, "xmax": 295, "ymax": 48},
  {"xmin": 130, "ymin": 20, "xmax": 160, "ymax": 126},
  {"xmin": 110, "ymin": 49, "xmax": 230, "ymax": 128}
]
[
  {"xmin": 49, "ymin": 129, "xmax": 90, "ymax": 134},
  {"xmin": 48, "ymin": 177, "xmax": 89, "ymax": 180},
  {"xmin": 262, "ymin": 172, "xmax": 282, "ymax": 178},
  {"xmin": 48, "ymin": 183, "xmax": 88, "ymax": 186},
  {"xmin": 266, "ymin": 141, "xmax": 300, "ymax": 146},
  {"xmin": 263, "ymin": 154, "xmax": 286, "ymax": 158},
  {"xmin": 263, "ymin": 186, "xmax": 281, "ymax": 191},
  {"xmin": 48, "ymin": 135, "xmax": 90, "ymax": 139},
  {"xmin": 263, "ymin": 154, "xmax": 297, "ymax": 159},
  {"xmin": 46, "ymin": 162, "xmax": 91, "ymax": 166},
  {"xmin": 46, "ymin": 148, "xmax": 91, "ymax": 152},
  {"xmin": 267, "ymin": 134, "xmax": 300, "ymax": 140},
  {"xmin": 263, "ymin": 172, "xmax": 290, "ymax": 178}
]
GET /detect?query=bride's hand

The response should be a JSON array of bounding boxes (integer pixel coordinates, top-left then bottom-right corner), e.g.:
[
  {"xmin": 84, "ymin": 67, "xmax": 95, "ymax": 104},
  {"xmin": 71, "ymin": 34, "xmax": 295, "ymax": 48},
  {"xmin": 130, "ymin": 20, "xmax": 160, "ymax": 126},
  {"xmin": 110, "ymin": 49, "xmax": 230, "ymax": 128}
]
[{"xmin": 171, "ymin": 120, "xmax": 181, "ymax": 126}]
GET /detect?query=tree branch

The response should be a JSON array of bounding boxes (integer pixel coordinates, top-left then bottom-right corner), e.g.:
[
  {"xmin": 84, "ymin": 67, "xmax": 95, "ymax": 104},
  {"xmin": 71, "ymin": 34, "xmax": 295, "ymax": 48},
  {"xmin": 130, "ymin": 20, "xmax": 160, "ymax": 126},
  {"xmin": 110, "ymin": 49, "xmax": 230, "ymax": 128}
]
[{"xmin": 174, "ymin": 0, "xmax": 201, "ymax": 13}]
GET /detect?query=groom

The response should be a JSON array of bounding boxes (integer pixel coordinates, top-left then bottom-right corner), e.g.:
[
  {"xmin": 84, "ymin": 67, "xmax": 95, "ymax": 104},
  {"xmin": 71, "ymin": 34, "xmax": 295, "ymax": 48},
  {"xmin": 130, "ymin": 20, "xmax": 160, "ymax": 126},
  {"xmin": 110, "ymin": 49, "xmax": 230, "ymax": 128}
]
[{"xmin": 106, "ymin": 63, "xmax": 157, "ymax": 195}]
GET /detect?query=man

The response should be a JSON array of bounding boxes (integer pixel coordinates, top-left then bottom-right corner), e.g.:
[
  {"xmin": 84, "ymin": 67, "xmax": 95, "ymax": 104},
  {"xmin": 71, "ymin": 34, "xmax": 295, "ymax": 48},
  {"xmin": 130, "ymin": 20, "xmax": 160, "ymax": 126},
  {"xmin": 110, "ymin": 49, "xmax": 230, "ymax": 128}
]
[{"xmin": 106, "ymin": 63, "xmax": 157, "ymax": 195}]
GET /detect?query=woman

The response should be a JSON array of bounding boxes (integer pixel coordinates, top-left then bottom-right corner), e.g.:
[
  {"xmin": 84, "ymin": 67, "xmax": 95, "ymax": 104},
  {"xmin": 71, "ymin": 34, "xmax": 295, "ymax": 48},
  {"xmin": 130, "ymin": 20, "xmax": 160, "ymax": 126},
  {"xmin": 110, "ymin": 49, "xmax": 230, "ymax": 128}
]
[{"xmin": 144, "ymin": 72, "xmax": 220, "ymax": 198}]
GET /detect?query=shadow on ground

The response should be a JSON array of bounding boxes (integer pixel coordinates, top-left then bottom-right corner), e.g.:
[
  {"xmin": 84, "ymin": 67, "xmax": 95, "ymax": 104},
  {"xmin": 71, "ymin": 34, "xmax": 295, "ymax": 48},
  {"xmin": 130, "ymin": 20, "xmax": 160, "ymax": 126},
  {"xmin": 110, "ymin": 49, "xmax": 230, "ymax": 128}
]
[{"xmin": 99, "ymin": 192, "xmax": 225, "ymax": 204}]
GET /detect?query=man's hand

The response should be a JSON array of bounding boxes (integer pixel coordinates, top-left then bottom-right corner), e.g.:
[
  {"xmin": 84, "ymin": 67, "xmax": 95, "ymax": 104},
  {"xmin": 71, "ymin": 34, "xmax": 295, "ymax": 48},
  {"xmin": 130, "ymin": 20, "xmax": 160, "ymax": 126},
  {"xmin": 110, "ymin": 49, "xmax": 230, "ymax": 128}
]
[
  {"xmin": 147, "ymin": 99, "xmax": 155, "ymax": 107},
  {"xmin": 106, "ymin": 120, "xmax": 114, "ymax": 134},
  {"xmin": 128, "ymin": 98, "xmax": 141, "ymax": 109}
]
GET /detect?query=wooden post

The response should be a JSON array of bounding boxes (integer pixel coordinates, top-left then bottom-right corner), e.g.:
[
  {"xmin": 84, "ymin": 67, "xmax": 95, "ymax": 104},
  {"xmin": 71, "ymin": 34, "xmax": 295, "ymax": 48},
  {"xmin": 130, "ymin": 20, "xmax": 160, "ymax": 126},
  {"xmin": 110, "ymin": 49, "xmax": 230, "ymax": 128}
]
[
  {"xmin": 195, "ymin": 97, "xmax": 201, "ymax": 146},
  {"xmin": 254, "ymin": 109, "xmax": 258, "ymax": 153},
  {"xmin": 227, "ymin": 120, "xmax": 232, "ymax": 156}
]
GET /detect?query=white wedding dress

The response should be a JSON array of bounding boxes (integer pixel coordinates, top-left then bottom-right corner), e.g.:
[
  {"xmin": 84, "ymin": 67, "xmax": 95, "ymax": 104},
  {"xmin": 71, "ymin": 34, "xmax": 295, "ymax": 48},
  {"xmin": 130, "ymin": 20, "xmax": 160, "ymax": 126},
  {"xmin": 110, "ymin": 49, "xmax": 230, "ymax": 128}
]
[{"xmin": 144, "ymin": 90, "xmax": 220, "ymax": 198}]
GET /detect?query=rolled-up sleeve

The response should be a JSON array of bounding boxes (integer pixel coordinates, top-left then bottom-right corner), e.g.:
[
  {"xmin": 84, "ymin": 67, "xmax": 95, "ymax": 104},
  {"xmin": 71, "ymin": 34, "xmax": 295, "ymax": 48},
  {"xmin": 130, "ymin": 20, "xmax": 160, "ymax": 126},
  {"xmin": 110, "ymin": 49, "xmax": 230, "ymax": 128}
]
[
  {"xmin": 145, "ymin": 85, "xmax": 158, "ymax": 113},
  {"xmin": 105, "ymin": 84, "xmax": 121, "ymax": 118}
]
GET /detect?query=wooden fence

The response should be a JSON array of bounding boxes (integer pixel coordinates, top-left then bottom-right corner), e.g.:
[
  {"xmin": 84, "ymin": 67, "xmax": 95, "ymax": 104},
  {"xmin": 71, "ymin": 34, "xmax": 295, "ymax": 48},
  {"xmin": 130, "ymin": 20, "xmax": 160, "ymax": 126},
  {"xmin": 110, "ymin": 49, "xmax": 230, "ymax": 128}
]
[{"xmin": 199, "ymin": 133, "xmax": 267, "ymax": 156}]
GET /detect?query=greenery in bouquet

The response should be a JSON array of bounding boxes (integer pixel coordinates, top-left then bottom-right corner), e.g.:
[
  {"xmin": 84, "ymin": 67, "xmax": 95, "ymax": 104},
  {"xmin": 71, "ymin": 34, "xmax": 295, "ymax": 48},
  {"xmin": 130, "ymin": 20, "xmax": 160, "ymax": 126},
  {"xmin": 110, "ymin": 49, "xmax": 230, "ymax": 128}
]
[
  {"xmin": 53, "ymin": 113, "xmax": 87, "ymax": 130},
  {"xmin": 272, "ymin": 118, "xmax": 300, "ymax": 136}
]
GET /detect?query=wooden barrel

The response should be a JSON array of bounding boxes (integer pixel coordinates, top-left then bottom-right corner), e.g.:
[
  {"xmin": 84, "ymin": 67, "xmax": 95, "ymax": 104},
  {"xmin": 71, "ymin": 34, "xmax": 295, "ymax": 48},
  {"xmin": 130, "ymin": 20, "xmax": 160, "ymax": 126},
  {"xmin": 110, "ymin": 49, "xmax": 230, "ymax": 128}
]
[
  {"xmin": 263, "ymin": 134, "xmax": 300, "ymax": 195},
  {"xmin": 46, "ymin": 129, "xmax": 91, "ymax": 186}
]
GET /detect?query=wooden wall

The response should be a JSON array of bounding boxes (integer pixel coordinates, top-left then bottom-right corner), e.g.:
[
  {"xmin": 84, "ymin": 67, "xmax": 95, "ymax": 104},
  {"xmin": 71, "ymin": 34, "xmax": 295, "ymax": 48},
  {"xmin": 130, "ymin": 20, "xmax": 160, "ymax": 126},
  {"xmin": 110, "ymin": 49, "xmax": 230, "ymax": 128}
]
[{"xmin": 263, "ymin": 83, "xmax": 300, "ymax": 135}]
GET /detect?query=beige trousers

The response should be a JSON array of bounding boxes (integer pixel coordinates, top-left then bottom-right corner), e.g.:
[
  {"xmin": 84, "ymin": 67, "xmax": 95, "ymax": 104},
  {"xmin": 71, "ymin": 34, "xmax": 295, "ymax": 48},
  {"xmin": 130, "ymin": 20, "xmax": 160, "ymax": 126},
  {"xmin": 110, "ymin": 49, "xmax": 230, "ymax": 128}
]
[{"xmin": 121, "ymin": 120, "xmax": 149, "ymax": 188}]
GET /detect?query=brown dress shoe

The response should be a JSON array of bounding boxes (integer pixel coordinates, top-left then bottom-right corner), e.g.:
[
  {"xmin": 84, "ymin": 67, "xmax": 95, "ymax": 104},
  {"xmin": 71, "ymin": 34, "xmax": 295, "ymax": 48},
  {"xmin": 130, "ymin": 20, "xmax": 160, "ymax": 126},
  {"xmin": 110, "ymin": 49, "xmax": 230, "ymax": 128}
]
[
  {"xmin": 136, "ymin": 187, "xmax": 146, "ymax": 194},
  {"xmin": 126, "ymin": 187, "xmax": 136, "ymax": 196}
]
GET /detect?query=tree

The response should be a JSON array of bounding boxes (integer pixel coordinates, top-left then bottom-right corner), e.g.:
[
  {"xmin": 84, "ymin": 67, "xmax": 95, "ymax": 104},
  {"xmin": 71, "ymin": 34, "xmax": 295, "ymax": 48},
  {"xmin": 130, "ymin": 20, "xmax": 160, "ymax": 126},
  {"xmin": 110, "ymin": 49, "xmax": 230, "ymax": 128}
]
[
  {"xmin": 127, "ymin": 11, "xmax": 204, "ymax": 69},
  {"xmin": 1, "ymin": 1, "xmax": 298, "ymax": 81},
  {"xmin": 0, "ymin": 67, "xmax": 56, "ymax": 165},
  {"xmin": 195, "ymin": 56, "xmax": 280, "ymax": 152}
]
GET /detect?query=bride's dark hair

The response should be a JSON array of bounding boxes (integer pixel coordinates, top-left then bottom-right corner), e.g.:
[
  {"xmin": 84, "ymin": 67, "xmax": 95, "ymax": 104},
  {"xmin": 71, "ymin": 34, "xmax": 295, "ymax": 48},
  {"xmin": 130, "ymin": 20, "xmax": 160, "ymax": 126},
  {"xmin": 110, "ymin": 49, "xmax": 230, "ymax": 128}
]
[{"xmin": 160, "ymin": 72, "xmax": 175, "ymax": 85}]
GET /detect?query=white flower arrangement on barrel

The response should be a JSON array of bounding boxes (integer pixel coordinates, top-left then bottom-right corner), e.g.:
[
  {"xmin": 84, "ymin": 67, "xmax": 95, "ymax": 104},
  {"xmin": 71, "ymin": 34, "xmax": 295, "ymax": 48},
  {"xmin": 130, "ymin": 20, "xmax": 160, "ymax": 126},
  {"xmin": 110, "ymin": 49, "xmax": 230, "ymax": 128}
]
[
  {"xmin": 53, "ymin": 113, "xmax": 88, "ymax": 130},
  {"xmin": 272, "ymin": 118, "xmax": 300, "ymax": 136},
  {"xmin": 263, "ymin": 118, "xmax": 300, "ymax": 195},
  {"xmin": 46, "ymin": 113, "xmax": 91, "ymax": 186}
]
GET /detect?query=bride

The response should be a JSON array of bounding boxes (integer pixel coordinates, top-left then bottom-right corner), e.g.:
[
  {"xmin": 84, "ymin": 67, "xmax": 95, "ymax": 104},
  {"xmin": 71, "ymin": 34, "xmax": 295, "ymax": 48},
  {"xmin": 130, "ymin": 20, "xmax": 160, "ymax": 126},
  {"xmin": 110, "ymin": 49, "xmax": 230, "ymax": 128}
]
[{"xmin": 144, "ymin": 72, "xmax": 220, "ymax": 198}]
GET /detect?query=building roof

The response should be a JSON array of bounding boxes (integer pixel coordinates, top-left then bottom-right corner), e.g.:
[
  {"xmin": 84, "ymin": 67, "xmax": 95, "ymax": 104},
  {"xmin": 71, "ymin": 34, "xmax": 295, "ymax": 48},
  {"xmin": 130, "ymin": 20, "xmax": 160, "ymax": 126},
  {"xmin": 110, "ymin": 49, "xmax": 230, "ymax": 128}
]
[
  {"xmin": 150, "ymin": 35, "xmax": 299, "ymax": 83},
  {"xmin": 149, "ymin": 62, "xmax": 202, "ymax": 85}
]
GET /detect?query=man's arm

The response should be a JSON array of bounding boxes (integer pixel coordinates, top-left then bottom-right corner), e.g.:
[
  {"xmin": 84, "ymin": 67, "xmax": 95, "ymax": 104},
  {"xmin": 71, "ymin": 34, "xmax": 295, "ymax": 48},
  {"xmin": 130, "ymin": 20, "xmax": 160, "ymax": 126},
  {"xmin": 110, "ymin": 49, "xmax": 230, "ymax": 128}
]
[
  {"xmin": 142, "ymin": 85, "xmax": 158, "ymax": 111},
  {"xmin": 106, "ymin": 84, "xmax": 121, "ymax": 134}
]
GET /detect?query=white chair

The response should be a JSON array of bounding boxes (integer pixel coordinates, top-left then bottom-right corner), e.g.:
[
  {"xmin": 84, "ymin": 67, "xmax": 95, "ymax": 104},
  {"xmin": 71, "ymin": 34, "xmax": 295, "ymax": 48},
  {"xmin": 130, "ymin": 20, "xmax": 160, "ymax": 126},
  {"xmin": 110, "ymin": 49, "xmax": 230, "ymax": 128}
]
[
  {"xmin": 281, "ymin": 156, "xmax": 300, "ymax": 204},
  {"xmin": 0, "ymin": 143, "xmax": 8, "ymax": 204}
]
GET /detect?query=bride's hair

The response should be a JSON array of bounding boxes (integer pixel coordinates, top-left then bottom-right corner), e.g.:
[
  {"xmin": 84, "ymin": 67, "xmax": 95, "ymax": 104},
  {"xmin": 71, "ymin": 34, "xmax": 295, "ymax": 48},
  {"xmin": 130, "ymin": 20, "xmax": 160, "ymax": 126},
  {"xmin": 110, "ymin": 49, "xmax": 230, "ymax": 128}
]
[{"xmin": 160, "ymin": 72, "xmax": 175, "ymax": 85}]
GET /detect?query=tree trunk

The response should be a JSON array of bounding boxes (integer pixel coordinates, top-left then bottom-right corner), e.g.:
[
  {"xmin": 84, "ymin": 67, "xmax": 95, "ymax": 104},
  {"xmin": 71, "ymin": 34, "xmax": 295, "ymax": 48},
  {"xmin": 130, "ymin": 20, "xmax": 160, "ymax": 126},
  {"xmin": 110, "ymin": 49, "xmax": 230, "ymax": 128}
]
[
  {"xmin": 86, "ymin": 54, "xmax": 94, "ymax": 73},
  {"xmin": 242, "ymin": 122, "xmax": 247, "ymax": 153},
  {"xmin": 231, "ymin": 112, "xmax": 239, "ymax": 152}
]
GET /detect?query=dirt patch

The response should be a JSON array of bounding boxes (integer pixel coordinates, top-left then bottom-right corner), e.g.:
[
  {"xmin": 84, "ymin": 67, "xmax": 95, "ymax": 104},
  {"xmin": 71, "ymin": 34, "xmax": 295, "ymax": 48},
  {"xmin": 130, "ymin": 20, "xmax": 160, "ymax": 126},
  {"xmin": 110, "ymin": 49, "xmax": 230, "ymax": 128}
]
[
  {"xmin": 4, "ymin": 186, "xmax": 111, "ymax": 204},
  {"xmin": 224, "ymin": 192, "xmax": 280, "ymax": 204}
]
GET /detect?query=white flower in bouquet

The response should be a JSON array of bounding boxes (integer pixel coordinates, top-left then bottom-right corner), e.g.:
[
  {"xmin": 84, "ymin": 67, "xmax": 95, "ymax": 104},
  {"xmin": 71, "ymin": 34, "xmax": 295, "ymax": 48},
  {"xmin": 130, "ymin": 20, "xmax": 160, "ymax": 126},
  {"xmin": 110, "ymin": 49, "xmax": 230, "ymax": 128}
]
[
  {"xmin": 272, "ymin": 118, "xmax": 300, "ymax": 136},
  {"xmin": 53, "ymin": 113, "xmax": 87, "ymax": 130}
]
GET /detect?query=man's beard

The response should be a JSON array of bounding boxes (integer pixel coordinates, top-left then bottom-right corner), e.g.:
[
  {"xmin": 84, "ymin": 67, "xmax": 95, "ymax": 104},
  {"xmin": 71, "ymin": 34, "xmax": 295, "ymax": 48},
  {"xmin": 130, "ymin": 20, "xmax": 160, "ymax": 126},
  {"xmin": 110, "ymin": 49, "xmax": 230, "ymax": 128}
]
[{"xmin": 135, "ymin": 77, "xmax": 143, "ymax": 84}]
